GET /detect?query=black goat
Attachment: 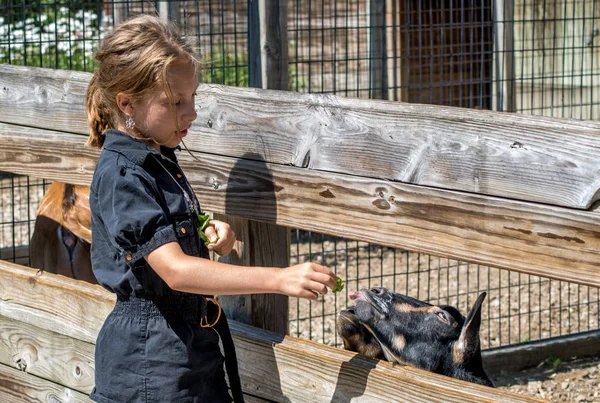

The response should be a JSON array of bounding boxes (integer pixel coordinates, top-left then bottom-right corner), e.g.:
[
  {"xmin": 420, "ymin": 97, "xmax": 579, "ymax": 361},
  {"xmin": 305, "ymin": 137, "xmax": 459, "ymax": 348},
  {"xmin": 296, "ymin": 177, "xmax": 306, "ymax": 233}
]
[{"xmin": 336, "ymin": 287, "xmax": 493, "ymax": 387}]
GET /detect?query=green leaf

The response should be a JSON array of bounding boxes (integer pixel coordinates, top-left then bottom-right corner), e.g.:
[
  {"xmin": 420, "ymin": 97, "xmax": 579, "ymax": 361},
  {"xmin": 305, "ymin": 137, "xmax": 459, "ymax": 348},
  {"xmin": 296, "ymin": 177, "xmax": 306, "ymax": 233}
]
[
  {"xmin": 197, "ymin": 214, "xmax": 211, "ymax": 231},
  {"xmin": 196, "ymin": 213, "xmax": 219, "ymax": 246},
  {"xmin": 334, "ymin": 276, "xmax": 344, "ymax": 293}
]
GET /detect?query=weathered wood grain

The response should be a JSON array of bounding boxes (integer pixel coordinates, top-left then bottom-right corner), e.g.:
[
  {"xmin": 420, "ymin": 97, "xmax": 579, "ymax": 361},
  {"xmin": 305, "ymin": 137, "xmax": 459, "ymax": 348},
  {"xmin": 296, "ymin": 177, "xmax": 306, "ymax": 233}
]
[
  {"xmin": 2, "ymin": 126, "xmax": 600, "ymax": 287},
  {"xmin": 2, "ymin": 64, "xmax": 600, "ymax": 209},
  {"xmin": 215, "ymin": 214, "xmax": 290, "ymax": 334},
  {"xmin": 0, "ymin": 264, "xmax": 544, "ymax": 403},
  {"xmin": 0, "ymin": 363, "xmax": 91, "ymax": 403},
  {"xmin": 233, "ymin": 323, "xmax": 546, "ymax": 403},
  {"xmin": 182, "ymin": 151, "xmax": 600, "ymax": 289},
  {"xmin": 0, "ymin": 261, "xmax": 114, "ymax": 344},
  {"xmin": 0, "ymin": 65, "xmax": 90, "ymax": 134},
  {"xmin": 0, "ymin": 123, "xmax": 96, "ymax": 186},
  {"xmin": 192, "ymin": 86, "xmax": 600, "ymax": 210},
  {"xmin": 0, "ymin": 316, "xmax": 95, "ymax": 394}
]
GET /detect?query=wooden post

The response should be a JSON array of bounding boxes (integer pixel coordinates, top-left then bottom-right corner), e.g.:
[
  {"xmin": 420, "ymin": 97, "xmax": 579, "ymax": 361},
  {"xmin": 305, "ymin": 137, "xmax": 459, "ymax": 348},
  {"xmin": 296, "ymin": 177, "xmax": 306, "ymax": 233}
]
[
  {"xmin": 369, "ymin": 0, "xmax": 388, "ymax": 99},
  {"xmin": 215, "ymin": 0, "xmax": 290, "ymax": 335},
  {"xmin": 158, "ymin": 1, "xmax": 180, "ymax": 25},
  {"xmin": 385, "ymin": 0, "xmax": 402, "ymax": 101},
  {"xmin": 397, "ymin": 0, "xmax": 410, "ymax": 103},
  {"xmin": 493, "ymin": 0, "xmax": 515, "ymax": 112}
]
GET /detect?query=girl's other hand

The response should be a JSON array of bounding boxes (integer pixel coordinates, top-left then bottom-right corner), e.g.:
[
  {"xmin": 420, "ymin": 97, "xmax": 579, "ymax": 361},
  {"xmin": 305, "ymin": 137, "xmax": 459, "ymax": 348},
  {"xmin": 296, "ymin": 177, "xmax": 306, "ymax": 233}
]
[
  {"xmin": 277, "ymin": 263, "xmax": 337, "ymax": 300},
  {"xmin": 204, "ymin": 220, "xmax": 236, "ymax": 256}
]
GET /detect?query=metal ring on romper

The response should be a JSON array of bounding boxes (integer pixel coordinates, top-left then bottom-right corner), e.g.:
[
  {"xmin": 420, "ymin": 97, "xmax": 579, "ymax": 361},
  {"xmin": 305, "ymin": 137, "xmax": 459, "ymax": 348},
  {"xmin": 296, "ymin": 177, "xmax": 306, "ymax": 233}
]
[{"xmin": 200, "ymin": 297, "xmax": 222, "ymax": 328}]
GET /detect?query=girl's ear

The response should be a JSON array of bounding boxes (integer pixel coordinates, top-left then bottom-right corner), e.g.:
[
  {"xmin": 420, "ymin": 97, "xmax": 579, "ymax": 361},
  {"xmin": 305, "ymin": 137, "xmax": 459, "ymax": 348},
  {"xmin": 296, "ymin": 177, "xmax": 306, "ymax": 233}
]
[{"xmin": 116, "ymin": 93, "xmax": 134, "ymax": 116}]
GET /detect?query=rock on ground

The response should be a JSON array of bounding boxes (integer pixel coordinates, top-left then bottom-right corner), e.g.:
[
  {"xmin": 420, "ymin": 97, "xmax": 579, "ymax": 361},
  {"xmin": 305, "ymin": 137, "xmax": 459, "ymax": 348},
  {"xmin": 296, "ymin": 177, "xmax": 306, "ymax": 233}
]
[{"xmin": 493, "ymin": 355, "xmax": 600, "ymax": 403}]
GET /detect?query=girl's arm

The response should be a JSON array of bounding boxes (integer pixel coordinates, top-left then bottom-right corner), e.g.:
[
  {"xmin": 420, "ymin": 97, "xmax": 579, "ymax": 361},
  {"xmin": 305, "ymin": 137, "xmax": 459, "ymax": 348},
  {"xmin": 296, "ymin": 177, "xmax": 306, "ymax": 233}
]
[{"xmin": 145, "ymin": 241, "xmax": 337, "ymax": 300}]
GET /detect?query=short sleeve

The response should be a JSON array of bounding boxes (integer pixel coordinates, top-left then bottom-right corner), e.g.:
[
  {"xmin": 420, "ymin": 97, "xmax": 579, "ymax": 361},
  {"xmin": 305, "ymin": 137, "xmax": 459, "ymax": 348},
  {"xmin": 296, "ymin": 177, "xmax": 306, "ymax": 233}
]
[{"xmin": 94, "ymin": 166, "xmax": 178, "ymax": 261}]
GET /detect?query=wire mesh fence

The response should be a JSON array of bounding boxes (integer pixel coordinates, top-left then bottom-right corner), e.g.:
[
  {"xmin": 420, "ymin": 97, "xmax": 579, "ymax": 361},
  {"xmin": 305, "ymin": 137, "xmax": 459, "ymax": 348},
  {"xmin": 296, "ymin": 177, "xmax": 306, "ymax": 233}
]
[{"xmin": 1, "ymin": 0, "xmax": 599, "ymax": 352}]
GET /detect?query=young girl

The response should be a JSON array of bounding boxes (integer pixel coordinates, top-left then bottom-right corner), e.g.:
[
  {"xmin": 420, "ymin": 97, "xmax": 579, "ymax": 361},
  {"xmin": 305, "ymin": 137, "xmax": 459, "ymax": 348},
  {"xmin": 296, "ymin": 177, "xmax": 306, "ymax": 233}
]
[{"xmin": 86, "ymin": 14, "xmax": 337, "ymax": 403}]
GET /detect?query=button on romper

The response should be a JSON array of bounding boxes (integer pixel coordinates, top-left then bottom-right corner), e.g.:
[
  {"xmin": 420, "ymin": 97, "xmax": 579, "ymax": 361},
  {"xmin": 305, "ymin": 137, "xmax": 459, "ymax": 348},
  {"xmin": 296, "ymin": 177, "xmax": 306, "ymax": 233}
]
[{"xmin": 89, "ymin": 130, "xmax": 237, "ymax": 402}]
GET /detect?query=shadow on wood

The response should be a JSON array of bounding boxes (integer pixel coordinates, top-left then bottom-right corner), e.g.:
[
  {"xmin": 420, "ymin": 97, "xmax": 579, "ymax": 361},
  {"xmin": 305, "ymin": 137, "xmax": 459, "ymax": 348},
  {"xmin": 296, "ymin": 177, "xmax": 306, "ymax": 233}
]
[
  {"xmin": 329, "ymin": 355, "xmax": 375, "ymax": 402},
  {"xmin": 218, "ymin": 152, "xmax": 291, "ymax": 400}
]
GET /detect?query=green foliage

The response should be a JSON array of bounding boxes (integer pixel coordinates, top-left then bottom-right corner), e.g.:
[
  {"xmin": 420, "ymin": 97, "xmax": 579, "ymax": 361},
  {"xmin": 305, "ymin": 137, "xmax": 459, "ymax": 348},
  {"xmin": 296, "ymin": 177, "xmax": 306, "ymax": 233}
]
[
  {"xmin": 0, "ymin": 6, "xmax": 103, "ymax": 72},
  {"xmin": 2, "ymin": 0, "xmax": 99, "ymax": 24},
  {"xmin": 542, "ymin": 355, "xmax": 562, "ymax": 369},
  {"xmin": 334, "ymin": 276, "xmax": 344, "ymax": 293},
  {"xmin": 200, "ymin": 53, "xmax": 249, "ymax": 87},
  {"xmin": 195, "ymin": 213, "xmax": 218, "ymax": 246},
  {"xmin": 200, "ymin": 52, "xmax": 306, "ymax": 91},
  {"xmin": 3, "ymin": 5, "xmax": 305, "ymax": 90}
]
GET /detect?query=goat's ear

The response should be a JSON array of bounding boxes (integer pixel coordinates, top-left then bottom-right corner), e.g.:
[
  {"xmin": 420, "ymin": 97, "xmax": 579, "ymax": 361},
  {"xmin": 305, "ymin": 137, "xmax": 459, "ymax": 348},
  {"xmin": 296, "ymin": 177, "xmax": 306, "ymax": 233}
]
[{"xmin": 453, "ymin": 292, "xmax": 486, "ymax": 364}]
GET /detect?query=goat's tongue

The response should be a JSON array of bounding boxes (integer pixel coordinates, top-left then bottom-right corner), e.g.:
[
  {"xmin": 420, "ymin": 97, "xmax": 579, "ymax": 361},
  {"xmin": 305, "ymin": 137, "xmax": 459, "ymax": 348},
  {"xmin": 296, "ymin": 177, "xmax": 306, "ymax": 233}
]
[{"xmin": 349, "ymin": 291, "xmax": 367, "ymax": 301}]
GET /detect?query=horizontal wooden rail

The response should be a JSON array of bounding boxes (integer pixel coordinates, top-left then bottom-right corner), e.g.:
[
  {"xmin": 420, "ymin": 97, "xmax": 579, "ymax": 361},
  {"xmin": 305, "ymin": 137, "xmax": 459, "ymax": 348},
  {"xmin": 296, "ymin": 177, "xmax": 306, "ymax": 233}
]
[
  {"xmin": 2, "ymin": 124, "xmax": 600, "ymax": 287},
  {"xmin": 0, "ymin": 363, "xmax": 90, "ymax": 403},
  {"xmin": 2, "ymin": 64, "xmax": 600, "ymax": 209},
  {"xmin": 0, "ymin": 316, "xmax": 95, "ymax": 393},
  {"xmin": 0, "ymin": 262, "xmax": 544, "ymax": 403}
]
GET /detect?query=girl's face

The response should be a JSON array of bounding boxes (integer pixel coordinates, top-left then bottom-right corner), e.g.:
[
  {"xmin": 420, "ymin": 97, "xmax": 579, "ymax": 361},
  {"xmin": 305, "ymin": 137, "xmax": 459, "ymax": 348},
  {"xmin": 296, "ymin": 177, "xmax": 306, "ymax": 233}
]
[{"xmin": 132, "ymin": 60, "xmax": 198, "ymax": 150}]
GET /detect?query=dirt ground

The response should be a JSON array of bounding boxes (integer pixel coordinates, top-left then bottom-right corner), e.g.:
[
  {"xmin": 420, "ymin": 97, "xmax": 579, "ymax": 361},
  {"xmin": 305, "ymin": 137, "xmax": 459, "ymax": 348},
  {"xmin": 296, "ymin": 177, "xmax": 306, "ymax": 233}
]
[{"xmin": 493, "ymin": 355, "xmax": 600, "ymax": 402}]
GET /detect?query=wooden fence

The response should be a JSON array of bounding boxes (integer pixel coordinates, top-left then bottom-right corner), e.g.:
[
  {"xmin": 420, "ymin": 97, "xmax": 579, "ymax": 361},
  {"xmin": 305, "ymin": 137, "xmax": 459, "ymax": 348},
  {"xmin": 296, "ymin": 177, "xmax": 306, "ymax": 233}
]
[{"xmin": 3, "ymin": 62, "xmax": 600, "ymax": 401}]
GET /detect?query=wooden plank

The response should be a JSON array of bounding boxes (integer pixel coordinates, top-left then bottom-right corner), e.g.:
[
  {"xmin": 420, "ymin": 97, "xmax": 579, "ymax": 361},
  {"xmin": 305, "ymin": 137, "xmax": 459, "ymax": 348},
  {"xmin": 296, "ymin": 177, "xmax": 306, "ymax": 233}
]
[
  {"xmin": 2, "ymin": 126, "xmax": 600, "ymax": 287},
  {"xmin": 0, "ymin": 264, "xmax": 543, "ymax": 403},
  {"xmin": 0, "ymin": 65, "xmax": 90, "ymax": 135},
  {"xmin": 233, "ymin": 323, "xmax": 545, "ymax": 403},
  {"xmin": 0, "ymin": 315, "xmax": 276, "ymax": 403},
  {"xmin": 182, "ymin": 152, "xmax": 600, "ymax": 288},
  {"xmin": 0, "ymin": 363, "xmax": 91, "ymax": 403},
  {"xmin": 0, "ymin": 124, "xmax": 96, "ymax": 186},
  {"xmin": 482, "ymin": 330, "xmax": 600, "ymax": 375},
  {"xmin": 191, "ymin": 86, "xmax": 600, "ymax": 210},
  {"xmin": 0, "ymin": 261, "xmax": 114, "ymax": 344},
  {"xmin": 0, "ymin": 316, "xmax": 95, "ymax": 394},
  {"xmin": 3, "ymin": 65, "xmax": 600, "ymax": 209}
]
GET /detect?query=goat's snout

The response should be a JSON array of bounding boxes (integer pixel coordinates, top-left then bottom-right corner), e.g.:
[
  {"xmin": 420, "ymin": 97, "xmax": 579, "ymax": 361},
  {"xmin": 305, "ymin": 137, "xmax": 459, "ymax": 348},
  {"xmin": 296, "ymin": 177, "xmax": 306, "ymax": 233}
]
[{"xmin": 363, "ymin": 287, "xmax": 393, "ymax": 316}]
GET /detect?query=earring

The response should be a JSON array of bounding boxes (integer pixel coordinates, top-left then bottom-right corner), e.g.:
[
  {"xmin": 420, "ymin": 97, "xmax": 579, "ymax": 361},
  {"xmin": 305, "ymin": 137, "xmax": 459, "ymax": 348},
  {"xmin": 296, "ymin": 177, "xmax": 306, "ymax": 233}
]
[{"xmin": 125, "ymin": 115, "xmax": 135, "ymax": 130}]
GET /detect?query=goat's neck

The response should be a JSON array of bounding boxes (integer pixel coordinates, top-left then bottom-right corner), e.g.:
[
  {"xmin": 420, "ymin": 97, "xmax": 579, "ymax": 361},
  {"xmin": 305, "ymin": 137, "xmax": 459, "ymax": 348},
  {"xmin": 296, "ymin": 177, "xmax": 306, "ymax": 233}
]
[{"xmin": 451, "ymin": 352, "xmax": 494, "ymax": 387}]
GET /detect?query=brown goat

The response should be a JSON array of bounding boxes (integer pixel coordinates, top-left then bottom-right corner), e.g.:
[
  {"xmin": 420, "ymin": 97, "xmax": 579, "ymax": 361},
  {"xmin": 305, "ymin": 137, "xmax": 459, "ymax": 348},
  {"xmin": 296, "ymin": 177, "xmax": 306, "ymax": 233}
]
[
  {"xmin": 337, "ymin": 287, "xmax": 493, "ymax": 387},
  {"xmin": 30, "ymin": 182, "xmax": 96, "ymax": 284}
]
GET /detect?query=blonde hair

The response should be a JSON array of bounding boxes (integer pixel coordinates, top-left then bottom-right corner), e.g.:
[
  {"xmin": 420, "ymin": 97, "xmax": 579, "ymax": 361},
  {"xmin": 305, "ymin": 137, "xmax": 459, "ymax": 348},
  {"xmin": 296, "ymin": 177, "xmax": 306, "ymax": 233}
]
[{"xmin": 86, "ymin": 14, "xmax": 200, "ymax": 148}]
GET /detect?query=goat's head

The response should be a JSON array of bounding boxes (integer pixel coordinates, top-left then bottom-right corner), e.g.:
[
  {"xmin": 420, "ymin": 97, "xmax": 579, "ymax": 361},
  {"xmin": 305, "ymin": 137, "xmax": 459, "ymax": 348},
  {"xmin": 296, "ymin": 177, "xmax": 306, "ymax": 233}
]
[{"xmin": 336, "ymin": 287, "xmax": 493, "ymax": 387}]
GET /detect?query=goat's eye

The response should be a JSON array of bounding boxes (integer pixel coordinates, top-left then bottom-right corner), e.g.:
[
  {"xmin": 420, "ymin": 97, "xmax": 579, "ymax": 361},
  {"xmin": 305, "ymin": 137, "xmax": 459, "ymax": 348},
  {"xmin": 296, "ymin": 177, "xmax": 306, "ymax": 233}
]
[{"xmin": 436, "ymin": 311, "xmax": 448, "ymax": 322}]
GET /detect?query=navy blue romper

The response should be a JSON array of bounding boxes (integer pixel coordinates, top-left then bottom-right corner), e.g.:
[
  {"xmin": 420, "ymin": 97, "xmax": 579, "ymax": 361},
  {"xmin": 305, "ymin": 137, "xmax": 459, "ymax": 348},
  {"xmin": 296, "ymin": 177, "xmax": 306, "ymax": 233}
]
[{"xmin": 89, "ymin": 130, "xmax": 238, "ymax": 403}]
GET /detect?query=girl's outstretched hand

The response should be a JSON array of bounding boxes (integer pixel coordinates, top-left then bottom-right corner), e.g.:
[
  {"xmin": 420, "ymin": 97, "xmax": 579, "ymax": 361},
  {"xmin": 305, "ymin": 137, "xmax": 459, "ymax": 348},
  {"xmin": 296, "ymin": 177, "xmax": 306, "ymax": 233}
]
[
  {"xmin": 277, "ymin": 262, "xmax": 338, "ymax": 300},
  {"xmin": 204, "ymin": 220, "xmax": 236, "ymax": 256}
]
